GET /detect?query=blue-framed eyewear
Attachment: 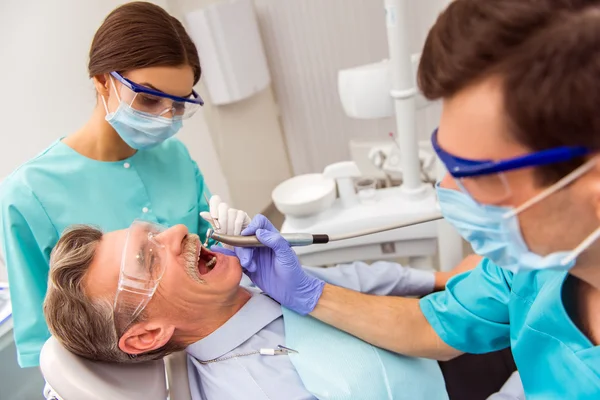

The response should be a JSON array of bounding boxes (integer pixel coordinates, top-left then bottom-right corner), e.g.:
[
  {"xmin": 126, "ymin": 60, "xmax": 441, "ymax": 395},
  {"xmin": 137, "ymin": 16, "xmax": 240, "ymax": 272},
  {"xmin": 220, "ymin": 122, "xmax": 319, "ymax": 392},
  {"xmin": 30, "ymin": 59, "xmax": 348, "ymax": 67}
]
[
  {"xmin": 431, "ymin": 128, "xmax": 591, "ymax": 203},
  {"xmin": 110, "ymin": 71, "xmax": 203, "ymax": 120},
  {"xmin": 431, "ymin": 128, "xmax": 590, "ymax": 178}
]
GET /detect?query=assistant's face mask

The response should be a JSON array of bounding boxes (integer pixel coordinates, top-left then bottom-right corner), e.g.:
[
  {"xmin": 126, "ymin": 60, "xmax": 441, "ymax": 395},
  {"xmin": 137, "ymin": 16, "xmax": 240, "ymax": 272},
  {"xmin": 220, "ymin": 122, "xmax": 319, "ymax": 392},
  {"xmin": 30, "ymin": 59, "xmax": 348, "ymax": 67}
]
[
  {"xmin": 436, "ymin": 158, "xmax": 600, "ymax": 273},
  {"xmin": 101, "ymin": 78, "xmax": 183, "ymax": 150}
]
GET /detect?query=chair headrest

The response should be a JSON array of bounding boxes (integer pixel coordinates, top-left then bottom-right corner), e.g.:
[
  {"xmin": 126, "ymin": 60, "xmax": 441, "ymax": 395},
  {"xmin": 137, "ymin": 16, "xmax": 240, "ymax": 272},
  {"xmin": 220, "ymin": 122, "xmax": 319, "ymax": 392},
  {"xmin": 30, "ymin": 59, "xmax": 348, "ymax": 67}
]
[{"xmin": 40, "ymin": 336, "xmax": 168, "ymax": 400}]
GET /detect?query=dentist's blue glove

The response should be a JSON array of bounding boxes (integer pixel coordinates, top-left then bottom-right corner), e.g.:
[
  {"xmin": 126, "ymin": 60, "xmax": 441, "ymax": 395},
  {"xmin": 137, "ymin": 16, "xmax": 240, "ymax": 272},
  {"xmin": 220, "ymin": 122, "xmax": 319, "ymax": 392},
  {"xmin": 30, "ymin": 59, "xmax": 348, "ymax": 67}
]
[{"xmin": 211, "ymin": 214, "xmax": 325, "ymax": 315}]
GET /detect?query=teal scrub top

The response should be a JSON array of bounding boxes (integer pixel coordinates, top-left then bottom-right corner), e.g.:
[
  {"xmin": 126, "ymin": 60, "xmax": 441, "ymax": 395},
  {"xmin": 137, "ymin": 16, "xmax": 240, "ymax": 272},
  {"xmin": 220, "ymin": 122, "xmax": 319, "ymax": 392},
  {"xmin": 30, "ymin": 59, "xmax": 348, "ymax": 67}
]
[
  {"xmin": 420, "ymin": 258, "xmax": 600, "ymax": 399},
  {"xmin": 0, "ymin": 138, "xmax": 213, "ymax": 367}
]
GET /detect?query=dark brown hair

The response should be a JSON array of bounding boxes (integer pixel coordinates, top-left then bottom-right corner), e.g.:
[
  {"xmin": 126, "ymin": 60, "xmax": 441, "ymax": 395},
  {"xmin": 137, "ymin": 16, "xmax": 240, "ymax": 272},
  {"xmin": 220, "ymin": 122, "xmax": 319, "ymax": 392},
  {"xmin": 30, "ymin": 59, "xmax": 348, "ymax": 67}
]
[
  {"xmin": 418, "ymin": 0, "xmax": 600, "ymax": 184},
  {"xmin": 501, "ymin": 8, "xmax": 600, "ymax": 183},
  {"xmin": 88, "ymin": 2, "xmax": 201, "ymax": 84}
]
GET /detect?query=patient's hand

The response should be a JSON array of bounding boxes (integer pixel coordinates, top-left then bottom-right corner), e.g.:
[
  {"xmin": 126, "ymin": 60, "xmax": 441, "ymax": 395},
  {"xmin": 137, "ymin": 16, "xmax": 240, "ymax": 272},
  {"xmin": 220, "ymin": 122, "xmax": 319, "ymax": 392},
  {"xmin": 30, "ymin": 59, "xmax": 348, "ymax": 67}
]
[{"xmin": 433, "ymin": 254, "xmax": 483, "ymax": 291}]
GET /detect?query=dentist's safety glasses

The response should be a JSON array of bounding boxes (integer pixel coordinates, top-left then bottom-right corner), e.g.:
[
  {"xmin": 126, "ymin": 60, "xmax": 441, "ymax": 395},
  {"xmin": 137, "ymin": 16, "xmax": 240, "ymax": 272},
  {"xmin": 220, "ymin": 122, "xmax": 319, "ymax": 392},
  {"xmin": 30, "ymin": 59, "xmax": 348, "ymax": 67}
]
[
  {"xmin": 113, "ymin": 220, "xmax": 168, "ymax": 337},
  {"xmin": 110, "ymin": 71, "xmax": 204, "ymax": 120},
  {"xmin": 431, "ymin": 128, "xmax": 591, "ymax": 205}
]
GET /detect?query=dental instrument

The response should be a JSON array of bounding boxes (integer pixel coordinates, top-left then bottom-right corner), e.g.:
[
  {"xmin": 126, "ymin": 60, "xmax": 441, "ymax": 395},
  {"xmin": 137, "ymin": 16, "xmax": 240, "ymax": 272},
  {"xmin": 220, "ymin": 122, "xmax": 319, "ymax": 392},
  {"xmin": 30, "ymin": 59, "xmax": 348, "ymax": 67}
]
[
  {"xmin": 208, "ymin": 211, "xmax": 443, "ymax": 248},
  {"xmin": 203, "ymin": 192, "xmax": 221, "ymax": 231}
]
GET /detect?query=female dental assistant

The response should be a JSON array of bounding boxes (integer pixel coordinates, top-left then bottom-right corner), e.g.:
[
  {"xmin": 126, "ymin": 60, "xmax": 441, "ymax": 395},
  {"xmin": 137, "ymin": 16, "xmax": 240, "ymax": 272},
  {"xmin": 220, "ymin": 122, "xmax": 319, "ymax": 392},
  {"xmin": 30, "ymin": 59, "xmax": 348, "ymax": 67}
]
[
  {"xmin": 216, "ymin": 2, "xmax": 600, "ymax": 398},
  {"xmin": 0, "ymin": 2, "xmax": 248, "ymax": 368}
]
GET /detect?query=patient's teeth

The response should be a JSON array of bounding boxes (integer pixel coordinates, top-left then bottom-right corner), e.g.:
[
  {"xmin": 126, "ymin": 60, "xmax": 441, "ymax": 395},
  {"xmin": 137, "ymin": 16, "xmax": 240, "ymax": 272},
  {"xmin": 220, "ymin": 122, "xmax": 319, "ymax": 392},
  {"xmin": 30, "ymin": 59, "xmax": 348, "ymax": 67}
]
[{"xmin": 206, "ymin": 257, "xmax": 217, "ymax": 268}]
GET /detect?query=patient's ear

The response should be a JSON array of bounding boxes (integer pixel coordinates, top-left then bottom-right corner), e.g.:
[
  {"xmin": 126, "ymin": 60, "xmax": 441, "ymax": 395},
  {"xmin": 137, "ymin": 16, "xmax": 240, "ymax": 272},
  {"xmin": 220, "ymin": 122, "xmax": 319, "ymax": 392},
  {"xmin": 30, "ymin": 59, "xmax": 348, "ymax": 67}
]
[{"xmin": 118, "ymin": 322, "xmax": 175, "ymax": 355}]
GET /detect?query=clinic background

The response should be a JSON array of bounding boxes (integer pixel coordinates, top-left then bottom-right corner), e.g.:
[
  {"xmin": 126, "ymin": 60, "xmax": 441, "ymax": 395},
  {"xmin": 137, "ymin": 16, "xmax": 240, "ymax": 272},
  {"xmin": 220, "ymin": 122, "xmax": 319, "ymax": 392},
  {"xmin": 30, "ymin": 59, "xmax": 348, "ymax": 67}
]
[
  {"xmin": 0, "ymin": 1, "xmax": 450, "ymax": 398},
  {"xmin": 0, "ymin": 0, "xmax": 448, "ymax": 276}
]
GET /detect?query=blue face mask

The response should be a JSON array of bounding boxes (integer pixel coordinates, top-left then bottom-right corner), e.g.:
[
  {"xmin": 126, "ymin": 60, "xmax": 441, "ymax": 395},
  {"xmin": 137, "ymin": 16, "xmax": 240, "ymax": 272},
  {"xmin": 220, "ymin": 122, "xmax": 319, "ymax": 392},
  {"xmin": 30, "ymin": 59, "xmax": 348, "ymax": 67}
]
[
  {"xmin": 102, "ymin": 80, "xmax": 183, "ymax": 150},
  {"xmin": 435, "ymin": 159, "xmax": 600, "ymax": 273}
]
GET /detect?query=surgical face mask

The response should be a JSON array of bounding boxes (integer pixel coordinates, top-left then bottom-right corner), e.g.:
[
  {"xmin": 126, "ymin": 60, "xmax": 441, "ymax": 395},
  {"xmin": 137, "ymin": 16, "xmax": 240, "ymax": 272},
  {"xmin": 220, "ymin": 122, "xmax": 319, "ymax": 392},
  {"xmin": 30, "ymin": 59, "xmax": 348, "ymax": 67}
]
[
  {"xmin": 101, "ymin": 78, "xmax": 183, "ymax": 150},
  {"xmin": 436, "ymin": 158, "xmax": 600, "ymax": 272}
]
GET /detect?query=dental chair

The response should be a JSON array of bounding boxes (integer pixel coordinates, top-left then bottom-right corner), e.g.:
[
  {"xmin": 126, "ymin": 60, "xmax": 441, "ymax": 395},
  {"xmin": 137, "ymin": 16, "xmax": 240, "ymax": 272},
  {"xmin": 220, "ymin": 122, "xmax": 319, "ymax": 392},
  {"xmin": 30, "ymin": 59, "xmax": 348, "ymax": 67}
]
[{"xmin": 40, "ymin": 336, "xmax": 192, "ymax": 400}]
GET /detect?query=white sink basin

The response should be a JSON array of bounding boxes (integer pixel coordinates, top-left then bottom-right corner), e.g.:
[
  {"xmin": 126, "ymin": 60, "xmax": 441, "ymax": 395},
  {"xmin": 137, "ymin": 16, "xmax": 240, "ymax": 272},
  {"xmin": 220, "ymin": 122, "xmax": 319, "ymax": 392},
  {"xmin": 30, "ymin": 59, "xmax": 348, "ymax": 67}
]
[{"xmin": 272, "ymin": 174, "xmax": 336, "ymax": 218}]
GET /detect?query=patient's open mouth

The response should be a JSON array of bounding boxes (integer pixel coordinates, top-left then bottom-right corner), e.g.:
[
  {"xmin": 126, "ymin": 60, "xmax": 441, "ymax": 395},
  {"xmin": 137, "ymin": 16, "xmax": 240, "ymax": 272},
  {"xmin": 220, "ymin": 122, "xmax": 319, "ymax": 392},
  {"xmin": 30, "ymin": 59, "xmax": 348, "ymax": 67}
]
[
  {"xmin": 197, "ymin": 245, "xmax": 217, "ymax": 276},
  {"xmin": 183, "ymin": 234, "xmax": 221, "ymax": 283}
]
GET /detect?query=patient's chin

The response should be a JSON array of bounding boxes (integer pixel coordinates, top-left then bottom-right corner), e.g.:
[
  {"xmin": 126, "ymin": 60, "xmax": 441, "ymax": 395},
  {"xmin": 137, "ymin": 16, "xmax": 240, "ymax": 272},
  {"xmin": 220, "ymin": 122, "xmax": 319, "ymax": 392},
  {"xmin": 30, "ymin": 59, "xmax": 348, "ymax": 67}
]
[{"xmin": 220, "ymin": 256, "xmax": 245, "ymax": 292}]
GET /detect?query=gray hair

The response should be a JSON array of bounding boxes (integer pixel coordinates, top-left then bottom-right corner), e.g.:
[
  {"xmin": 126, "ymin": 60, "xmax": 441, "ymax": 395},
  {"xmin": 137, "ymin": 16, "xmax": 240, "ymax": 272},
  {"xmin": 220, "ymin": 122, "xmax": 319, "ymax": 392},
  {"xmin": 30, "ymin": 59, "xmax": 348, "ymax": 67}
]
[{"xmin": 44, "ymin": 225, "xmax": 184, "ymax": 363}]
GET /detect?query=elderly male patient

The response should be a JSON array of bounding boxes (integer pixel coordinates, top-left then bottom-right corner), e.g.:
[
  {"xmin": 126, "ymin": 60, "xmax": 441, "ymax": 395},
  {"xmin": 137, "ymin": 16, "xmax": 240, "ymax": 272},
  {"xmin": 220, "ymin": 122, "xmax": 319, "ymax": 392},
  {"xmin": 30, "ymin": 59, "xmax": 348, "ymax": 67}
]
[{"xmin": 43, "ymin": 220, "xmax": 471, "ymax": 399}]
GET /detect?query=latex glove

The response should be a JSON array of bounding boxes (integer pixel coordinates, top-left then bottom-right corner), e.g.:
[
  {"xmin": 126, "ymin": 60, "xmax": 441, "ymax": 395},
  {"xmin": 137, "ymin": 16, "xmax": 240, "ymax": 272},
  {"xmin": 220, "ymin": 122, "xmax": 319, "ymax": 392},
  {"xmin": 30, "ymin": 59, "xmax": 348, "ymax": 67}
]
[
  {"xmin": 200, "ymin": 195, "xmax": 251, "ymax": 250},
  {"xmin": 211, "ymin": 214, "xmax": 325, "ymax": 315}
]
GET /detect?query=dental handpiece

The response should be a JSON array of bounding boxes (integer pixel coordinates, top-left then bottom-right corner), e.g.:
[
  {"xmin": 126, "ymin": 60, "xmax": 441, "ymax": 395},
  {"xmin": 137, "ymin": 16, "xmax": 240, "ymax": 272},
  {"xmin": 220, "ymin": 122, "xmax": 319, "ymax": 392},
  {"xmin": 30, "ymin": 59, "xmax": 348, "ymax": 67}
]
[
  {"xmin": 210, "ymin": 232, "xmax": 329, "ymax": 247},
  {"xmin": 208, "ymin": 211, "xmax": 443, "ymax": 248}
]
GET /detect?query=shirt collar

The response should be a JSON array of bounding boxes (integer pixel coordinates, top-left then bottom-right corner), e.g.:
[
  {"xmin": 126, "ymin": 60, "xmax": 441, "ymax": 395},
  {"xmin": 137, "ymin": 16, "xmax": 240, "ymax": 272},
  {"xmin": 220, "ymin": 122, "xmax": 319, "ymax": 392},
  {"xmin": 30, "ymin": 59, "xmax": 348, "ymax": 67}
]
[{"xmin": 186, "ymin": 289, "xmax": 282, "ymax": 361}]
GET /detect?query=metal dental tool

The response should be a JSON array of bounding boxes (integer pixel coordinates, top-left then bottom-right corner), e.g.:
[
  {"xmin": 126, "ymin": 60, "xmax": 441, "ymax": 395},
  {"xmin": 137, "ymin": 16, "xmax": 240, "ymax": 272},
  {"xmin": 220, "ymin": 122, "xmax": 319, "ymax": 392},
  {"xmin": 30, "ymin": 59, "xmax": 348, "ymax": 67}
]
[
  {"xmin": 203, "ymin": 192, "xmax": 221, "ymax": 231},
  {"xmin": 207, "ymin": 211, "xmax": 443, "ymax": 248}
]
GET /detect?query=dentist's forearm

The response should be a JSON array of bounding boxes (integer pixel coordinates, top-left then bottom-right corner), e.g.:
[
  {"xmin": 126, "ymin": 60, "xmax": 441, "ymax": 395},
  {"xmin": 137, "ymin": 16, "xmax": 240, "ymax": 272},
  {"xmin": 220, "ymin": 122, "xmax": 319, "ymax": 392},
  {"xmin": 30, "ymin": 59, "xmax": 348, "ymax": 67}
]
[
  {"xmin": 310, "ymin": 283, "xmax": 462, "ymax": 361},
  {"xmin": 433, "ymin": 254, "xmax": 484, "ymax": 291}
]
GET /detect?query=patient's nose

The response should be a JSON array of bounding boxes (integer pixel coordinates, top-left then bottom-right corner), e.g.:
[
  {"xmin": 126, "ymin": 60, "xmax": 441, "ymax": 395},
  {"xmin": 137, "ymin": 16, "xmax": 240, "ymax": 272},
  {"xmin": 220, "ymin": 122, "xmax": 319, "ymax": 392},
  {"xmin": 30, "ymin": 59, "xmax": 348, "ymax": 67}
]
[{"xmin": 156, "ymin": 224, "xmax": 189, "ymax": 254}]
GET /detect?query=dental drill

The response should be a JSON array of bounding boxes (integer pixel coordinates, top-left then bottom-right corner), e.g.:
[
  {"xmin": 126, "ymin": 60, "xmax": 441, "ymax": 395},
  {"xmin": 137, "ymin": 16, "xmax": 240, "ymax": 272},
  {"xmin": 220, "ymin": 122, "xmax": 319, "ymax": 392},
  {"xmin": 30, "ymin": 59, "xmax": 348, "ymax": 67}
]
[{"xmin": 208, "ymin": 211, "xmax": 443, "ymax": 248}]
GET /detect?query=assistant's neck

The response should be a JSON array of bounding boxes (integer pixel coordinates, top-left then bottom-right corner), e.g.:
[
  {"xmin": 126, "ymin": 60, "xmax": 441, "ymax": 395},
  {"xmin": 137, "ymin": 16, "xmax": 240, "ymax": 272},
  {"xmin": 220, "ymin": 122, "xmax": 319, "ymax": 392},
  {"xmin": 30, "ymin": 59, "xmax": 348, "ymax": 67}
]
[
  {"xmin": 570, "ymin": 254, "xmax": 600, "ymax": 291},
  {"xmin": 566, "ymin": 274, "xmax": 600, "ymax": 346},
  {"xmin": 569, "ymin": 252, "xmax": 600, "ymax": 345},
  {"xmin": 176, "ymin": 287, "xmax": 252, "ymax": 345},
  {"xmin": 63, "ymin": 104, "xmax": 136, "ymax": 161}
]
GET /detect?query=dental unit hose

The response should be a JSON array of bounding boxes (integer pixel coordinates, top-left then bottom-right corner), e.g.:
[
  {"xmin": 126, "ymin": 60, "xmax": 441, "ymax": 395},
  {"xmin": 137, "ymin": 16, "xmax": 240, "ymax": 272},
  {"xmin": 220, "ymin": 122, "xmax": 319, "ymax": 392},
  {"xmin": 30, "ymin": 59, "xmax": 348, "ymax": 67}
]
[{"xmin": 209, "ymin": 211, "xmax": 443, "ymax": 248}]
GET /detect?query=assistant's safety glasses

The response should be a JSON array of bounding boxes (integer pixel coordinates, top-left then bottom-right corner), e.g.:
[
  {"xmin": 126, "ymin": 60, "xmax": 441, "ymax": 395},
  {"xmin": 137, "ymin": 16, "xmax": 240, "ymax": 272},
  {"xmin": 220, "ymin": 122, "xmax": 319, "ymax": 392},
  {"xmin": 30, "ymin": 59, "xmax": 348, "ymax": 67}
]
[
  {"xmin": 110, "ymin": 71, "xmax": 203, "ymax": 120},
  {"xmin": 431, "ymin": 128, "xmax": 591, "ymax": 204},
  {"xmin": 113, "ymin": 220, "xmax": 168, "ymax": 336}
]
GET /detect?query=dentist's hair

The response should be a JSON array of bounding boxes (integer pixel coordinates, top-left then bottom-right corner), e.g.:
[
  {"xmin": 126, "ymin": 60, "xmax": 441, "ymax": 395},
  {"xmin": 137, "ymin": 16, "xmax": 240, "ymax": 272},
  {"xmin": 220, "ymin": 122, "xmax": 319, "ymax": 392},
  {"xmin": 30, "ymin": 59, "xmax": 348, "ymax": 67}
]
[
  {"xmin": 418, "ymin": 0, "xmax": 600, "ymax": 184},
  {"xmin": 88, "ymin": 1, "xmax": 201, "ymax": 84},
  {"xmin": 44, "ymin": 225, "xmax": 184, "ymax": 363}
]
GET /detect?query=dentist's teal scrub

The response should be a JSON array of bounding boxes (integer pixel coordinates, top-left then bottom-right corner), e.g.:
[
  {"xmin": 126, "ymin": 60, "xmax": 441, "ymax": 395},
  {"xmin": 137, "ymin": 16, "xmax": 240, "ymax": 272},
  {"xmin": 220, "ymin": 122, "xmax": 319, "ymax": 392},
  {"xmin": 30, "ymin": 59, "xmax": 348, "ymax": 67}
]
[
  {"xmin": 0, "ymin": 137, "xmax": 213, "ymax": 367},
  {"xmin": 420, "ymin": 258, "xmax": 600, "ymax": 399}
]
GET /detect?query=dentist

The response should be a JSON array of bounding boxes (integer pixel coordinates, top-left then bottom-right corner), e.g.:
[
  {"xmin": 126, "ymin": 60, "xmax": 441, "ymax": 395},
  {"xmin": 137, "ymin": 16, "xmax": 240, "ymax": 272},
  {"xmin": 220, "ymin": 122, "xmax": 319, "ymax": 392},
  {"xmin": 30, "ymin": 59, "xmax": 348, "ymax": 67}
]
[
  {"xmin": 0, "ymin": 2, "xmax": 248, "ymax": 368},
  {"xmin": 217, "ymin": 1, "xmax": 600, "ymax": 398}
]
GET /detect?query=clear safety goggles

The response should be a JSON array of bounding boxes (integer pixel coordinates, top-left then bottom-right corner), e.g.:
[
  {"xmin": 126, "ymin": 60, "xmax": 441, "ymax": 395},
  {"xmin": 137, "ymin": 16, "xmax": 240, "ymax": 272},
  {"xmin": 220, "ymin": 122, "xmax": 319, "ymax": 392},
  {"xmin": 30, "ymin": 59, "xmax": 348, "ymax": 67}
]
[
  {"xmin": 110, "ymin": 71, "xmax": 203, "ymax": 120},
  {"xmin": 113, "ymin": 220, "xmax": 168, "ymax": 336},
  {"xmin": 431, "ymin": 128, "xmax": 592, "ymax": 205}
]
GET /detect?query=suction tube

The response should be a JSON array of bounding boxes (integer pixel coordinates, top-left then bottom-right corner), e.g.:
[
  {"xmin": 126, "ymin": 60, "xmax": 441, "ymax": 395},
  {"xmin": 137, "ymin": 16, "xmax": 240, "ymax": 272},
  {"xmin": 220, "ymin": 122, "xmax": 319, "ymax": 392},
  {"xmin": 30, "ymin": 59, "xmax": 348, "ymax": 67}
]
[{"xmin": 209, "ymin": 211, "xmax": 442, "ymax": 248}]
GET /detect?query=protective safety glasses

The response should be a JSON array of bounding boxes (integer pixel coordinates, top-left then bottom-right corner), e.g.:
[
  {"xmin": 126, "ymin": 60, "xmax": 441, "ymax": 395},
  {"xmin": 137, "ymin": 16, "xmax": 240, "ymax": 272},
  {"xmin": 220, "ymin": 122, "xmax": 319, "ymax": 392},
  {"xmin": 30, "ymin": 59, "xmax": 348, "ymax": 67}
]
[
  {"xmin": 113, "ymin": 220, "xmax": 168, "ymax": 336},
  {"xmin": 431, "ymin": 128, "xmax": 591, "ymax": 204},
  {"xmin": 110, "ymin": 71, "xmax": 203, "ymax": 120}
]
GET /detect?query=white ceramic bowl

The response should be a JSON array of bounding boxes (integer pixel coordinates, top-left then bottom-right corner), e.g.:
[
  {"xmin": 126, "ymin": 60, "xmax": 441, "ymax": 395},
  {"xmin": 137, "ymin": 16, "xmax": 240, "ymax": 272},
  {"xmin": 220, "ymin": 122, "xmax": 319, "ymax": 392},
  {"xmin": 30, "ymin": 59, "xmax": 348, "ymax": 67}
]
[{"xmin": 272, "ymin": 174, "xmax": 337, "ymax": 218}]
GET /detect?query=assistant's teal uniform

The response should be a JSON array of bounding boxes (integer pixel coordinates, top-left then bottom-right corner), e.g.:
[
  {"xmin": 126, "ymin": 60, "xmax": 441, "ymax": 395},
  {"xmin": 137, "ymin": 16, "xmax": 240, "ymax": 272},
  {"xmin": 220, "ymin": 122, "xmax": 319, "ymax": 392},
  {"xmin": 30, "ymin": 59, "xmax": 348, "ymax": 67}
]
[
  {"xmin": 421, "ymin": 258, "xmax": 600, "ymax": 399},
  {"xmin": 0, "ymin": 138, "xmax": 212, "ymax": 367}
]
